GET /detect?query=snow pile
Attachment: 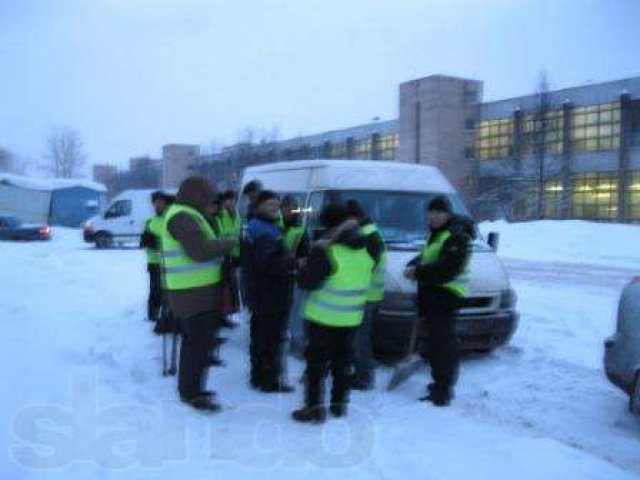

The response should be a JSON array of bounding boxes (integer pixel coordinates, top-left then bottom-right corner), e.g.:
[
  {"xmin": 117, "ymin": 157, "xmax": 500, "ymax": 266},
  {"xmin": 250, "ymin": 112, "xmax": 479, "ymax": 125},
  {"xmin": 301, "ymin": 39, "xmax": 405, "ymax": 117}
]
[
  {"xmin": 480, "ymin": 219, "xmax": 640, "ymax": 270},
  {"xmin": 0, "ymin": 222, "xmax": 639, "ymax": 479}
]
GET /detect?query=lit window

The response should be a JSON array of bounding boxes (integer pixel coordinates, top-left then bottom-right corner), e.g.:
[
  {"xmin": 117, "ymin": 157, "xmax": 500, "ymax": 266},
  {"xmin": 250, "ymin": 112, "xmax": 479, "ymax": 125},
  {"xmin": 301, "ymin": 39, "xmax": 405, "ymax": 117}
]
[
  {"xmin": 476, "ymin": 118, "xmax": 513, "ymax": 160},
  {"xmin": 571, "ymin": 173, "xmax": 618, "ymax": 220},
  {"xmin": 628, "ymin": 172, "xmax": 640, "ymax": 221},
  {"xmin": 522, "ymin": 110, "xmax": 564, "ymax": 156},
  {"xmin": 571, "ymin": 102, "xmax": 620, "ymax": 153},
  {"xmin": 544, "ymin": 179, "xmax": 563, "ymax": 218}
]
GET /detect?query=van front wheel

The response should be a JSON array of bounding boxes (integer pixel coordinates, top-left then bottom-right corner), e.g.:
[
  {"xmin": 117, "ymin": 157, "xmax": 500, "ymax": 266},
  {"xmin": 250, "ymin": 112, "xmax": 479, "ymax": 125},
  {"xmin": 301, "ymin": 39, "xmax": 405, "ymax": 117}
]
[
  {"xmin": 630, "ymin": 371, "xmax": 640, "ymax": 415},
  {"xmin": 95, "ymin": 232, "xmax": 112, "ymax": 249}
]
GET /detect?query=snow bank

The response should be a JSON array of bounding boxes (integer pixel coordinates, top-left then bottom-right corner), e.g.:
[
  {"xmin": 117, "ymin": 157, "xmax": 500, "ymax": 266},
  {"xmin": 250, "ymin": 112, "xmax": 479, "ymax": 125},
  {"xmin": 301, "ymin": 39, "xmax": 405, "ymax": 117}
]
[
  {"xmin": 480, "ymin": 219, "xmax": 640, "ymax": 270},
  {"xmin": 1, "ymin": 223, "xmax": 639, "ymax": 479}
]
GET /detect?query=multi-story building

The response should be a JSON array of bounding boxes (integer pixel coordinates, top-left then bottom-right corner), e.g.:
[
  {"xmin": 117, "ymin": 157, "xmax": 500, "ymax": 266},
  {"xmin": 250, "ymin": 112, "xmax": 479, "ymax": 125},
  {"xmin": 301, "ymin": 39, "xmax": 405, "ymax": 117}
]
[
  {"xmin": 476, "ymin": 77, "xmax": 640, "ymax": 222},
  {"xmin": 162, "ymin": 144, "xmax": 200, "ymax": 189},
  {"xmin": 174, "ymin": 74, "xmax": 640, "ymax": 222}
]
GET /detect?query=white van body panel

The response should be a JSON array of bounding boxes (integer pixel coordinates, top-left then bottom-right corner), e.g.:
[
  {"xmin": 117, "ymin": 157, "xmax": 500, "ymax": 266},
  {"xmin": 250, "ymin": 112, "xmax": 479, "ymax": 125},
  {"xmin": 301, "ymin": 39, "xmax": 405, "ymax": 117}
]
[
  {"xmin": 241, "ymin": 160, "xmax": 517, "ymax": 353},
  {"xmin": 87, "ymin": 189, "xmax": 160, "ymax": 244},
  {"xmin": 241, "ymin": 160, "xmax": 510, "ymax": 299},
  {"xmin": 243, "ymin": 160, "xmax": 456, "ymax": 194}
]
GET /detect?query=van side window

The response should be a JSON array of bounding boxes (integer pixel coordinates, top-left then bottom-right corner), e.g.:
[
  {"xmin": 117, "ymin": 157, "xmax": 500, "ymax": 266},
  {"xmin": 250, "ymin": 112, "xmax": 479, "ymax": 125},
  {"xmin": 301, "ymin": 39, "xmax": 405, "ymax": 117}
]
[{"xmin": 105, "ymin": 200, "xmax": 132, "ymax": 219}]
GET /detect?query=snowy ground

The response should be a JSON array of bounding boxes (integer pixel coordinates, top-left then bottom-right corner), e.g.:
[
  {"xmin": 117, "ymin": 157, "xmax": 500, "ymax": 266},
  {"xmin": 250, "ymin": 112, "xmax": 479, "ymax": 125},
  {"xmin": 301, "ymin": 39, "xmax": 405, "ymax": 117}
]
[{"xmin": 1, "ymin": 220, "xmax": 639, "ymax": 479}]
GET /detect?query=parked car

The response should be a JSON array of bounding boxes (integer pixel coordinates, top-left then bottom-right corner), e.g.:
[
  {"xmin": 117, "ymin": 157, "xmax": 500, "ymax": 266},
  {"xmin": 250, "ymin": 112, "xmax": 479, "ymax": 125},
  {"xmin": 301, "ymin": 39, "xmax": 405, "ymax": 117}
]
[
  {"xmin": 241, "ymin": 160, "xmax": 518, "ymax": 360},
  {"xmin": 604, "ymin": 277, "xmax": 640, "ymax": 415},
  {"xmin": 0, "ymin": 215, "xmax": 52, "ymax": 241}
]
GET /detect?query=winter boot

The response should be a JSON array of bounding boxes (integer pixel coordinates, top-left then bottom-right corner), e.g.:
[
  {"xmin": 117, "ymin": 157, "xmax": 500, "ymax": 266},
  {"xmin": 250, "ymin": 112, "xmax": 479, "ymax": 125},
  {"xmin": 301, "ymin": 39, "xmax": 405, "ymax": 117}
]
[
  {"xmin": 329, "ymin": 403, "xmax": 347, "ymax": 418},
  {"xmin": 292, "ymin": 406, "xmax": 327, "ymax": 424},
  {"xmin": 349, "ymin": 374, "xmax": 374, "ymax": 391},
  {"xmin": 420, "ymin": 385, "xmax": 452, "ymax": 406},
  {"xmin": 181, "ymin": 393, "xmax": 221, "ymax": 413}
]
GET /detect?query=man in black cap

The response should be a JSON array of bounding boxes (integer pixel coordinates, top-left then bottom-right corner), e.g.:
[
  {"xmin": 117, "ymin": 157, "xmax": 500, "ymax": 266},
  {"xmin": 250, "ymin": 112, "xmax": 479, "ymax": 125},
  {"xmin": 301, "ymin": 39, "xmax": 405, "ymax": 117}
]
[
  {"xmin": 241, "ymin": 180, "xmax": 263, "ymax": 223},
  {"xmin": 244, "ymin": 190, "xmax": 295, "ymax": 393},
  {"xmin": 404, "ymin": 195, "xmax": 473, "ymax": 406}
]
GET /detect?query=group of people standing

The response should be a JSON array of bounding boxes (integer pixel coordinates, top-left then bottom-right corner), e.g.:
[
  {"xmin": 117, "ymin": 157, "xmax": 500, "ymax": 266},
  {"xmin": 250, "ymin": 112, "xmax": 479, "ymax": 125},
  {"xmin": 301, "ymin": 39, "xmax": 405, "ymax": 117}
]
[{"xmin": 141, "ymin": 174, "xmax": 472, "ymax": 421}]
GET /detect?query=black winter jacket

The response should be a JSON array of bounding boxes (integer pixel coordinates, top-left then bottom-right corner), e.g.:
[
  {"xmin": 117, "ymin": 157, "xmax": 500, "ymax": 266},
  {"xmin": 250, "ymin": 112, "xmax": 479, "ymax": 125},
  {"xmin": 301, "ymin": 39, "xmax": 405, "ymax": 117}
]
[
  {"xmin": 244, "ymin": 214, "xmax": 295, "ymax": 313},
  {"xmin": 407, "ymin": 215, "xmax": 474, "ymax": 314}
]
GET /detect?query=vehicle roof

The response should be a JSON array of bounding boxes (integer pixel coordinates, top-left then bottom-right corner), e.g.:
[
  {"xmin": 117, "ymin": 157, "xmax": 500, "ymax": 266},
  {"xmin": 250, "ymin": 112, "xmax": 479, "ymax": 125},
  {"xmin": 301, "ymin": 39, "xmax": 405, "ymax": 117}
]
[
  {"xmin": 242, "ymin": 160, "xmax": 455, "ymax": 193},
  {"xmin": 0, "ymin": 173, "xmax": 107, "ymax": 193},
  {"xmin": 111, "ymin": 188, "xmax": 177, "ymax": 200}
]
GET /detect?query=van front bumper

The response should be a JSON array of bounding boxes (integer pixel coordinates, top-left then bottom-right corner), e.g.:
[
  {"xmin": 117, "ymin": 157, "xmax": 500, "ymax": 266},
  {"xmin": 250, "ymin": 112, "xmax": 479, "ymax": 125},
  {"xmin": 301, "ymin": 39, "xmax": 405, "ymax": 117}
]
[{"xmin": 373, "ymin": 306, "xmax": 519, "ymax": 360}]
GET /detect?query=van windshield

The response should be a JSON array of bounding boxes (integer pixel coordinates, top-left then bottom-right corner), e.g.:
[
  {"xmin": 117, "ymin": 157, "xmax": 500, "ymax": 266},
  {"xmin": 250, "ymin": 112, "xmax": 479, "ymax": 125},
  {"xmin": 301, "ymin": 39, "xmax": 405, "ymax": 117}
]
[{"xmin": 307, "ymin": 190, "xmax": 471, "ymax": 245}]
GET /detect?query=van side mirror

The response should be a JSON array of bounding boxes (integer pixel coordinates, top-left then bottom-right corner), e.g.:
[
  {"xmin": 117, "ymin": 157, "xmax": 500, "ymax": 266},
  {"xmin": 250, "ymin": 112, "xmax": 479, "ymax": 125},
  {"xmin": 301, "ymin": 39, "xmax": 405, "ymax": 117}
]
[{"xmin": 487, "ymin": 232, "xmax": 499, "ymax": 252}]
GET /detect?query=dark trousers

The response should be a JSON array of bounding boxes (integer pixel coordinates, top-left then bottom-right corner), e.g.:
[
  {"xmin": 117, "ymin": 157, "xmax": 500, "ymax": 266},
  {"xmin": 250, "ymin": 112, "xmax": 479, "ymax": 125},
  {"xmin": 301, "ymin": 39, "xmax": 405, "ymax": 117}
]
[
  {"xmin": 179, "ymin": 311, "xmax": 215, "ymax": 400},
  {"xmin": 422, "ymin": 306, "xmax": 460, "ymax": 393},
  {"xmin": 353, "ymin": 302, "xmax": 377, "ymax": 383},
  {"xmin": 147, "ymin": 264, "xmax": 162, "ymax": 321},
  {"xmin": 305, "ymin": 322, "xmax": 357, "ymax": 408},
  {"xmin": 249, "ymin": 310, "xmax": 289, "ymax": 387}
]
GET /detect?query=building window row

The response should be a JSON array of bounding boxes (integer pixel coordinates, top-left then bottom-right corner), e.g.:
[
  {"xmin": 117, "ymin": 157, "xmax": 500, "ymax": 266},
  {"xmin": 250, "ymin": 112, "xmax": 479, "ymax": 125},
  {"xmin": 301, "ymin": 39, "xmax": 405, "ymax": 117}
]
[
  {"xmin": 354, "ymin": 138, "xmax": 372, "ymax": 159},
  {"xmin": 629, "ymin": 172, "xmax": 640, "ymax": 221},
  {"xmin": 571, "ymin": 102, "xmax": 620, "ymax": 153},
  {"xmin": 512, "ymin": 172, "xmax": 639, "ymax": 221},
  {"xmin": 476, "ymin": 118, "xmax": 513, "ymax": 159},
  {"xmin": 571, "ymin": 172, "xmax": 618, "ymax": 220},
  {"xmin": 379, "ymin": 134, "xmax": 399, "ymax": 160},
  {"xmin": 523, "ymin": 110, "xmax": 564, "ymax": 155},
  {"xmin": 476, "ymin": 101, "xmax": 623, "ymax": 160}
]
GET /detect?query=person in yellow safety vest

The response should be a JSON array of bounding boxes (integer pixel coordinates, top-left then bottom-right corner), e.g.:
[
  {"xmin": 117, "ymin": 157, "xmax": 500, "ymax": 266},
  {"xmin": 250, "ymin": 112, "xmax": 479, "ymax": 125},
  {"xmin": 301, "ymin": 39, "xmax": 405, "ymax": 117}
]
[
  {"xmin": 345, "ymin": 199, "xmax": 386, "ymax": 391},
  {"xmin": 203, "ymin": 196, "xmax": 228, "ymax": 368},
  {"xmin": 292, "ymin": 203, "xmax": 375, "ymax": 424},
  {"xmin": 404, "ymin": 195, "xmax": 473, "ymax": 407},
  {"xmin": 217, "ymin": 190, "xmax": 242, "ymax": 329},
  {"xmin": 281, "ymin": 195, "xmax": 311, "ymax": 355},
  {"xmin": 140, "ymin": 190, "xmax": 174, "ymax": 324},
  {"xmin": 159, "ymin": 176, "xmax": 236, "ymax": 413}
]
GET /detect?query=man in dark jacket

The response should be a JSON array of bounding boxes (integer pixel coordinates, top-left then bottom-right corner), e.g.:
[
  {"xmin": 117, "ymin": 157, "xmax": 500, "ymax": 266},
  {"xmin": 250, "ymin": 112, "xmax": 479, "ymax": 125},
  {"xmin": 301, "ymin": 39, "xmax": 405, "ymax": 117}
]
[
  {"xmin": 292, "ymin": 203, "xmax": 373, "ymax": 423},
  {"xmin": 160, "ymin": 176, "xmax": 236, "ymax": 412},
  {"xmin": 345, "ymin": 199, "xmax": 385, "ymax": 390},
  {"xmin": 404, "ymin": 195, "xmax": 473, "ymax": 407},
  {"xmin": 245, "ymin": 190, "xmax": 295, "ymax": 393},
  {"xmin": 140, "ymin": 191, "xmax": 173, "ymax": 323}
]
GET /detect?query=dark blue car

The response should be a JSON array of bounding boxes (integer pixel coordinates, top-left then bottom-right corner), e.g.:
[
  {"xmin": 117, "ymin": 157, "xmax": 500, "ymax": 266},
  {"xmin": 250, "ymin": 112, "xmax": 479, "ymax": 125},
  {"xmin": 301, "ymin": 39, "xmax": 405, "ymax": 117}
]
[{"xmin": 0, "ymin": 215, "xmax": 52, "ymax": 241}]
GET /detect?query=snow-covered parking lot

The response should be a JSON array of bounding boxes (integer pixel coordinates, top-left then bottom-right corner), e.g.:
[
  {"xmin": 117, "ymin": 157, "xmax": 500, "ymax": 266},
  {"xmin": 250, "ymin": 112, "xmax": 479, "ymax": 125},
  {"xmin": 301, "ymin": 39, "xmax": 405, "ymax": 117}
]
[{"xmin": 1, "ymin": 220, "xmax": 639, "ymax": 479}]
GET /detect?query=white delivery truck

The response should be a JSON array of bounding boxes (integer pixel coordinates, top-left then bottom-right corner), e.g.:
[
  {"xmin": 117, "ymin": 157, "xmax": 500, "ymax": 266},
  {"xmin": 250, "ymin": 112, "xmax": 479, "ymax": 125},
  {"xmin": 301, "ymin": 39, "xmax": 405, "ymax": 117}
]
[
  {"xmin": 240, "ymin": 160, "xmax": 518, "ymax": 358},
  {"xmin": 83, "ymin": 189, "xmax": 169, "ymax": 248}
]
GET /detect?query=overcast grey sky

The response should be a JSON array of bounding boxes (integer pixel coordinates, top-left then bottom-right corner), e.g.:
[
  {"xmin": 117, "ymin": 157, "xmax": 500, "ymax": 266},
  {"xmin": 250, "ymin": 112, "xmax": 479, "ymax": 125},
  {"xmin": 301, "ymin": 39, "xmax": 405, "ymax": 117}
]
[{"xmin": 1, "ymin": 0, "xmax": 639, "ymax": 174}]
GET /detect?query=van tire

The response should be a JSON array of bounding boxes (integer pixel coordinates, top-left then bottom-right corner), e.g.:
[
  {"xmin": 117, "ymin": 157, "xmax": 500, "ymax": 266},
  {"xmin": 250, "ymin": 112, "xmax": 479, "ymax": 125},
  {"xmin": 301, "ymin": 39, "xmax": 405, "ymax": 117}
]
[
  {"xmin": 95, "ymin": 232, "xmax": 112, "ymax": 249},
  {"xmin": 630, "ymin": 371, "xmax": 640, "ymax": 415}
]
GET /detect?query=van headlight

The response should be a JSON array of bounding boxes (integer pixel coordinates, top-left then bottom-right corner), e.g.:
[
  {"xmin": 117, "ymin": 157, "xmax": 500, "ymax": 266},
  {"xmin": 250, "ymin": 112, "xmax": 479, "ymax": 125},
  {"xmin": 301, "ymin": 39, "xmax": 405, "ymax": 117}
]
[{"xmin": 499, "ymin": 289, "xmax": 517, "ymax": 309}]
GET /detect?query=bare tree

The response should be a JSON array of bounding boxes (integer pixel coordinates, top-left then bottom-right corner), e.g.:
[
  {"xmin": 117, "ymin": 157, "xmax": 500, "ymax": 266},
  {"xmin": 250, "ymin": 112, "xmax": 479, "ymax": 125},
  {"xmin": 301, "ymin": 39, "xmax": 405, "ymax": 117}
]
[
  {"xmin": 533, "ymin": 71, "xmax": 551, "ymax": 219},
  {"xmin": 44, "ymin": 127, "xmax": 87, "ymax": 178}
]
